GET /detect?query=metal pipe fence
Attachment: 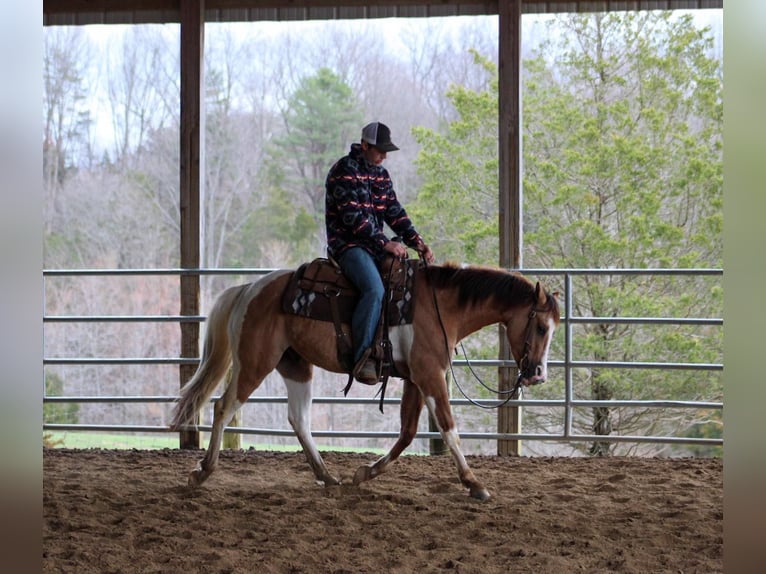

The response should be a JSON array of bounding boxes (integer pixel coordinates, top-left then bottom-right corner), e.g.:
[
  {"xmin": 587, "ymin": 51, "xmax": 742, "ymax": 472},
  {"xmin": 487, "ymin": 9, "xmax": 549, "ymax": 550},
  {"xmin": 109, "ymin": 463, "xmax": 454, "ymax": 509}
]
[{"xmin": 43, "ymin": 267, "xmax": 723, "ymax": 450}]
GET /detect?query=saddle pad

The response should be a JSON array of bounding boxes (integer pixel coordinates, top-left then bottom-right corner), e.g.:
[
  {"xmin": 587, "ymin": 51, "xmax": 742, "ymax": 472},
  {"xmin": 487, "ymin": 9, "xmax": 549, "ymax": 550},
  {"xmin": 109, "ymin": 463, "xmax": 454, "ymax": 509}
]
[{"xmin": 281, "ymin": 257, "xmax": 418, "ymax": 326}]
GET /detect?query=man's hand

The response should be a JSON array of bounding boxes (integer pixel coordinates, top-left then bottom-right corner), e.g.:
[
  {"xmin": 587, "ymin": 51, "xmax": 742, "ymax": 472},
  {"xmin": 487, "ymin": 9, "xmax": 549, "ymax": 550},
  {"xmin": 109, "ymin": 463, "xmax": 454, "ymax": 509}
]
[
  {"xmin": 416, "ymin": 242, "xmax": 435, "ymax": 264},
  {"xmin": 383, "ymin": 240, "xmax": 408, "ymax": 258}
]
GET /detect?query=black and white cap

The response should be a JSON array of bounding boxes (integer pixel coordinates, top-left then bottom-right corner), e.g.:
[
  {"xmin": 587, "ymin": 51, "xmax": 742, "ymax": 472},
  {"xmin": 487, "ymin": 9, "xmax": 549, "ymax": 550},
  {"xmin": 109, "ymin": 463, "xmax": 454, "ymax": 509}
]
[{"xmin": 361, "ymin": 122, "xmax": 400, "ymax": 152}]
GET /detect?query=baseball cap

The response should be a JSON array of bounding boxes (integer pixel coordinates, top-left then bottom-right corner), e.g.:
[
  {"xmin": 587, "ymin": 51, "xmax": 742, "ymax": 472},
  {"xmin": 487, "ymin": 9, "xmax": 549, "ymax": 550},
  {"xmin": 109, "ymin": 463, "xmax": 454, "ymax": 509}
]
[{"xmin": 361, "ymin": 122, "xmax": 400, "ymax": 152}]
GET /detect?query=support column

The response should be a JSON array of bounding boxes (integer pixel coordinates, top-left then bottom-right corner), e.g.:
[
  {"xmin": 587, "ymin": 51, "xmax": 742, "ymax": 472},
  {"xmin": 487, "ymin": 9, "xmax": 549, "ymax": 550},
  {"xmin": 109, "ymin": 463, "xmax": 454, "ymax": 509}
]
[
  {"xmin": 497, "ymin": 0, "xmax": 523, "ymax": 456},
  {"xmin": 179, "ymin": 0, "xmax": 204, "ymax": 449}
]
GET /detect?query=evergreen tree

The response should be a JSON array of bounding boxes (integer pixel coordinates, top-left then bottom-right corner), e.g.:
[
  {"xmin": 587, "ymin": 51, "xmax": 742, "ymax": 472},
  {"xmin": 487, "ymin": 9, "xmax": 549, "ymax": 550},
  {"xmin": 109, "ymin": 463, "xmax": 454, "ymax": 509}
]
[
  {"xmin": 265, "ymin": 67, "xmax": 364, "ymax": 254},
  {"xmin": 43, "ymin": 371, "xmax": 80, "ymax": 426},
  {"xmin": 410, "ymin": 12, "xmax": 722, "ymax": 455},
  {"xmin": 523, "ymin": 12, "xmax": 722, "ymax": 455},
  {"xmin": 410, "ymin": 50, "xmax": 500, "ymax": 265}
]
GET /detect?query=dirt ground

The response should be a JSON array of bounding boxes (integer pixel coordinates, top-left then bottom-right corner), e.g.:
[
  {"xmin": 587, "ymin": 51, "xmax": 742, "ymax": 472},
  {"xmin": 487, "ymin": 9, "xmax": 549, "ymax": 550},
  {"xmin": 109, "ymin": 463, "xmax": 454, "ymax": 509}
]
[{"xmin": 43, "ymin": 448, "xmax": 722, "ymax": 573}]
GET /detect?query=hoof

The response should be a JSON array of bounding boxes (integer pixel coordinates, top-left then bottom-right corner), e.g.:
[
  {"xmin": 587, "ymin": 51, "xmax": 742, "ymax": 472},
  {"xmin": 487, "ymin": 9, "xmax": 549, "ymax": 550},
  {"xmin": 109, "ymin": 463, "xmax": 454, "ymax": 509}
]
[
  {"xmin": 188, "ymin": 469, "xmax": 203, "ymax": 487},
  {"xmin": 322, "ymin": 475, "xmax": 342, "ymax": 487},
  {"xmin": 353, "ymin": 465, "xmax": 373, "ymax": 486},
  {"xmin": 470, "ymin": 486, "xmax": 491, "ymax": 501},
  {"xmin": 187, "ymin": 462, "xmax": 210, "ymax": 488}
]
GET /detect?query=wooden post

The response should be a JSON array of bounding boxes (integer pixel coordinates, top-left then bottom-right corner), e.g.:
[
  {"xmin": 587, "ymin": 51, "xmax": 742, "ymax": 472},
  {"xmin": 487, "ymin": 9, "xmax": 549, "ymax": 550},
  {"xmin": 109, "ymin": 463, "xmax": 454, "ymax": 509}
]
[
  {"xmin": 497, "ymin": 0, "xmax": 523, "ymax": 456},
  {"xmin": 179, "ymin": 0, "xmax": 204, "ymax": 450}
]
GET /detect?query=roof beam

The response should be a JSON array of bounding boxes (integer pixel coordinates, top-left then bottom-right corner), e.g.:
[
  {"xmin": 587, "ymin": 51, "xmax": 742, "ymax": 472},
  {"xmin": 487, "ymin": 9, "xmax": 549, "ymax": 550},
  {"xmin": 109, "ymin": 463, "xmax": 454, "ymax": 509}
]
[{"xmin": 44, "ymin": 0, "xmax": 723, "ymax": 26}]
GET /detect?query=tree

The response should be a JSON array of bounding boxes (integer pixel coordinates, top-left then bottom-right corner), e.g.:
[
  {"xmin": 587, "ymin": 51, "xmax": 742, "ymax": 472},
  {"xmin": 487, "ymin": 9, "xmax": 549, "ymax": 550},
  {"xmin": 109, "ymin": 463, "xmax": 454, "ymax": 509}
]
[
  {"xmin": 44, "ymin": 25, "xmax": 182, "ymax": 271},
  {"xmin": 409, "ymin": 50, "xmax": 500, "ymax": 265},
  {"xmin": 107, "ymin": 26, "xmax": 176, "ymax": 166},
  {"xmin": 203, "ymin": 30, "xmax": 273, "ymax": 271},
  {"xmin": 43, "ymin": 27, "xmax": 93, "ymax": 235},
  {"xmin": 41, "ymin": 15, "xmax": 721, "ymax": 455},
  {"xmin": 43, "ymin": 26, "xmax": 183, "ymax": 441},
  {"xmin": 409, "ymin": 12, "xmax": 722, "ymax": 456},
  {"xmin": 264, "ymin": 67, "xmax": 363, "ymax": 254},
  {"xmin": 522, "ymin": 12, "xmax": 722, "ymax": 455}
]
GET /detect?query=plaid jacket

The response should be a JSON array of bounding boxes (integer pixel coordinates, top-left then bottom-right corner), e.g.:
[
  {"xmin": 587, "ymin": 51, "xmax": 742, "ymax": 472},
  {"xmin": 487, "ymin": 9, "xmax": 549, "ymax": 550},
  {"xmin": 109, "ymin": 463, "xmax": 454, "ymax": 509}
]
[{"xmin": 325, "ymin": 143, "xmax": 422, "ymax": 261}]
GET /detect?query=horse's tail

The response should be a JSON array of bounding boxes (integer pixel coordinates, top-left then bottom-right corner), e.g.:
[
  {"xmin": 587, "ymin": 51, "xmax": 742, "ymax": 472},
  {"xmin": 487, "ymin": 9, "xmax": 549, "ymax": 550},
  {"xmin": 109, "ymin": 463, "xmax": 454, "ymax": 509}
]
[{"xmin": 169, "ymin": 283, "xmax": 250, "ymax": 431}]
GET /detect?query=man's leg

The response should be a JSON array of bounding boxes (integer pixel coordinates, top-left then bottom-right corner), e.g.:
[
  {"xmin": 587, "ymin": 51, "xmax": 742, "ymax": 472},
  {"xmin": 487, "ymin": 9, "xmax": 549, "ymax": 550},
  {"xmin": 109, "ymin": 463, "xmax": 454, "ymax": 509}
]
[{"xmin": 338, "ymin": 248, "xmax": 384, "ymax": 380}]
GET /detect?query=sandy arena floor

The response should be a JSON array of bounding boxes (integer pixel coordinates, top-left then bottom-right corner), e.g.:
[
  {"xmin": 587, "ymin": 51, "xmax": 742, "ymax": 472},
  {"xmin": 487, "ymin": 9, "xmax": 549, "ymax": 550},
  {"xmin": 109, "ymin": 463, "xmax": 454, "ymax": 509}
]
[{"xmin": 43, "ymin": 448, "xmax": 722, "ymax": 573}]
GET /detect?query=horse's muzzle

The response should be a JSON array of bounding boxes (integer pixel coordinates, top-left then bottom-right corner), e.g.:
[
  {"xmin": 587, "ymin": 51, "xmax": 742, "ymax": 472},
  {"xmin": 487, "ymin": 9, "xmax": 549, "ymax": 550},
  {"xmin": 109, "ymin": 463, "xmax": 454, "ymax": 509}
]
[{"xmin": 519, "ymin": 364, "xmax": 546, "ymax": 386}]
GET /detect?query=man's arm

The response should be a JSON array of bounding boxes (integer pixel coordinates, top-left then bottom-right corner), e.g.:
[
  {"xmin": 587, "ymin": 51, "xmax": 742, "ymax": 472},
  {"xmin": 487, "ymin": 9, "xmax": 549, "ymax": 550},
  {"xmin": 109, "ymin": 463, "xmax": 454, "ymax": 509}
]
[{"xmin": 381, "ymin": 188, "xmax": 434, "ymax": 263}]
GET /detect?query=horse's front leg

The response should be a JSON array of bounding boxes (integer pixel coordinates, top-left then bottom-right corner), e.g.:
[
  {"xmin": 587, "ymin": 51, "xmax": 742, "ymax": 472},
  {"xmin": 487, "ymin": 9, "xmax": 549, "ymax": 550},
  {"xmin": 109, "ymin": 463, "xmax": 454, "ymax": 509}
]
[
  {"xmin": 424, "ymin": 382, "xmax": 491, "ymax": 501},
  {"xmin": 284, "ymin": 378, "xmax": 341, "ymax": 486},
  {"xmin": 353, "ymin": 379, "xmax": 424, "ymax": 485}
]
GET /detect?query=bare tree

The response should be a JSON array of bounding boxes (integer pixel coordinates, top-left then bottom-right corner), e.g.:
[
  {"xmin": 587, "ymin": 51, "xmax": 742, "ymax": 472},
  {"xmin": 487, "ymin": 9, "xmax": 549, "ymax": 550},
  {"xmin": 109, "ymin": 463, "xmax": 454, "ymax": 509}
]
[
  {"xmin": 43, "ymin": 27, "xmax": 94, "ymax": 234},
  {"xmin": 106, "ymin": 26, "xmax": 177, "ymax": 165},
  {"xmin": 203, "ymin": 27, "xmax": 279, "ymax": 272},
  {"xmin": 401, "ymin": 17, "xmax": 497, "ymax": 121}
]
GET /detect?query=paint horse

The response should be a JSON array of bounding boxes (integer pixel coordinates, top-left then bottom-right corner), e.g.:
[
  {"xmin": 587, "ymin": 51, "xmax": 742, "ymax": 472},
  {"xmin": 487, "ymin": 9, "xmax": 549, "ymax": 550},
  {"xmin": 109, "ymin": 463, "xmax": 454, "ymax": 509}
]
[{"xmin": 170, "ymin": 259, "xmax": 560, "ymax": 500}]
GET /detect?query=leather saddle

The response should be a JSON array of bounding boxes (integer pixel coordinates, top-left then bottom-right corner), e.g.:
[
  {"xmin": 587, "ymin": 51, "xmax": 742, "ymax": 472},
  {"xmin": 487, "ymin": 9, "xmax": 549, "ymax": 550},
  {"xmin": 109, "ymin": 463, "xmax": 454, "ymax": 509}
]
[{"xmin": 281, "ymin": 256, "xmax": 419, "ymax": 375}]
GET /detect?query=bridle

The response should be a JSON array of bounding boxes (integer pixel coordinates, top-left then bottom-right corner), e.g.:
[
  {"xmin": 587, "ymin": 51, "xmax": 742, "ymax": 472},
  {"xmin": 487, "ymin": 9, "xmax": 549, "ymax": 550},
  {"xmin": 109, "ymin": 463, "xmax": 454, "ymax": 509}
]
[{"xmin": 516, "ymin": 306, "xmax": 546, "ymax": 382}]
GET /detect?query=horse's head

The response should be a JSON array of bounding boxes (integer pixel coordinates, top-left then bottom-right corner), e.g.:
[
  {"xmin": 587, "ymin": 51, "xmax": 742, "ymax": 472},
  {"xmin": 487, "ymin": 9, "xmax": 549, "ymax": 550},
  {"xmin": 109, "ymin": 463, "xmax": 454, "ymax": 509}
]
[{"xmin": 505, "ymin": 282, "xmax": 560, "ymax": 386}]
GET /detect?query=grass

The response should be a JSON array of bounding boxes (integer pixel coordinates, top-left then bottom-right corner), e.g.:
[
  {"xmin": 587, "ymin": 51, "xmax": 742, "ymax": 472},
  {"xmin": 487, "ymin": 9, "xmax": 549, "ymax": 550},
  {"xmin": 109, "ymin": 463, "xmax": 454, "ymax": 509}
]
[{"xmin": 42, "ymin": 431, "xmax": 390, "ymax": 454}]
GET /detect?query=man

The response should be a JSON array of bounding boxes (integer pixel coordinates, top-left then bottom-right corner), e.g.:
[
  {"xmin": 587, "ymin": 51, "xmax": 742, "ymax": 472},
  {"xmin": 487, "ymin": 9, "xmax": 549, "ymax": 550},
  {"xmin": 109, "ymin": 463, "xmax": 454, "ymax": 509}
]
[{"xmin": 325, "ymin": 121, "xmax": 435, "ymax": 384}]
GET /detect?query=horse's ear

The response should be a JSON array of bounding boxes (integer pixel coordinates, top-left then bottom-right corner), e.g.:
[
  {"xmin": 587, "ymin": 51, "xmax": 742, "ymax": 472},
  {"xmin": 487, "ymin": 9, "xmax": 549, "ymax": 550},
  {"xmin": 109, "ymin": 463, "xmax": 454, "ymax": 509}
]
[{"xmin": 534, "ymin": 281, "xmax": 543, "ymax": 303}]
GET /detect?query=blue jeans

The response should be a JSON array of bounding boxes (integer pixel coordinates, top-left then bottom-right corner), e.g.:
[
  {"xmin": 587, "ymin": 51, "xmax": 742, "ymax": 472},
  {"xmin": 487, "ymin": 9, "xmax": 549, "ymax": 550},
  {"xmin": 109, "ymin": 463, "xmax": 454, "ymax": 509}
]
[{"xmin": 337, "ymin": 248, "xmax": 384, "ymax": 364}]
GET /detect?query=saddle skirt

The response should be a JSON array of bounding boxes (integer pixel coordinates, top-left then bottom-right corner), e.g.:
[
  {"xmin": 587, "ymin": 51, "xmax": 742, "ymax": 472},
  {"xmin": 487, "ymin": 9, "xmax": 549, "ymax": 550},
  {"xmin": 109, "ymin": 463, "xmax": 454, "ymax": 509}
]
[
  {"xmin": 281, "ymin": 256, "xmax": 419, "ymax": 327},
  {"xmin": 281, "ymin": 256, "xmax": 420, "ymax": 406}
]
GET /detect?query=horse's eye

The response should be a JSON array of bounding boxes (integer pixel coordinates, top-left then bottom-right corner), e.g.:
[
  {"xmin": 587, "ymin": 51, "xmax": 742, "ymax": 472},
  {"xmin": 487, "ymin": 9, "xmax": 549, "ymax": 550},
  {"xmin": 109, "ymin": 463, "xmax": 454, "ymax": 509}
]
[{"xmin": 536, "ymin": 325, "xmax": 547, "ymax": 337}]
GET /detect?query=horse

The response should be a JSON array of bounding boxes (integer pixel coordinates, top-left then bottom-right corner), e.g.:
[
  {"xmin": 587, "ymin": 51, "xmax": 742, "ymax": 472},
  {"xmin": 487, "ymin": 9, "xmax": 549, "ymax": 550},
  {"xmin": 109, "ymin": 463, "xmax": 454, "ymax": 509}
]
[{"xmin": 169, "ymin": 259, "xmax": 560, "ymax": 500}]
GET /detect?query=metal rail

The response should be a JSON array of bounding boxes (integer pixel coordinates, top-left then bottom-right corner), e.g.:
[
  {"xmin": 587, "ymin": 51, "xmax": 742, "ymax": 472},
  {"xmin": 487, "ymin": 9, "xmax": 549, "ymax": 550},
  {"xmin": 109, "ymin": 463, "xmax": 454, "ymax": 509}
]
[{"xmin": 43, "ymin": 267, "xmax": 723, "ymax": 448}]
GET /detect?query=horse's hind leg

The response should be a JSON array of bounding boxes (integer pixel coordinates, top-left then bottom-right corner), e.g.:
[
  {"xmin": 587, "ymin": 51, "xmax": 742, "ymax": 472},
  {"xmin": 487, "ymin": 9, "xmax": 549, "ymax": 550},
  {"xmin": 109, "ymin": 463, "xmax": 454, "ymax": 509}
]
[
  {"xmin": 188, "ymin": 368, "xmax": 242, "ymax": 487},
  {"xmin": 353, "ymin": 379, "xmax": 423, "ymax": 486},
  {"xmin": 189, "ymin": 342, "xmax": 279, "ymax": 487},
  {"xmin": 278, "ymin": 350, "xmax": 340, "ymax": 486}
]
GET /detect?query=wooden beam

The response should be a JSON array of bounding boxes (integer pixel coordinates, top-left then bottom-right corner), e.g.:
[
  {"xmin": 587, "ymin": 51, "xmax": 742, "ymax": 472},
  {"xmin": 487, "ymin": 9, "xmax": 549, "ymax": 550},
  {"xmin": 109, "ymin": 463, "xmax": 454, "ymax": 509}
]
[
  {"xmin": 42, "ymin": 0, "xmax": 494, "ymax": 15},
  {"xmin": 497, "ymin": 0, "xmax": 522, "ymax": 456},
  {"xmin": 43, "ymin": 0, "xmax": 722, "ymax": 17},
  {"xmin": 44, "ymin": 0, "xmax": 179, "ymax": 13},
  {"xmin": 211, "ymin": 0, "xmax": 493, "ymax": 8},
  {"xmin": 178, "ymin": 0, "xmax": 204, "ymax": 450}
]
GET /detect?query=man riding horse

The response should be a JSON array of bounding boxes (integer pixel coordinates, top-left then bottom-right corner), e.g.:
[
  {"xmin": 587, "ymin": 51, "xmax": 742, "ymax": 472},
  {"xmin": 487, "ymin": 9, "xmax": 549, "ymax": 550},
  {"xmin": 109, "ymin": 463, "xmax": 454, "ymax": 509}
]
[
  {"xmin": 169, "ymin": 121, "xmax": 559, "ymax": 501},
  {"xmin": 325, "ymin": 121, "xmax": 435, "ymax": 384}
]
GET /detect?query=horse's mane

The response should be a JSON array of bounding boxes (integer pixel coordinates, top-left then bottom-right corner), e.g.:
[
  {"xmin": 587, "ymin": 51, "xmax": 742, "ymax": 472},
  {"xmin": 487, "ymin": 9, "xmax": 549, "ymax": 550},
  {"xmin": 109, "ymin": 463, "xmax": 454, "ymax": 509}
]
[{"xmin": 425, "ymin": 262, "xmax": 559, "ymax": 320}]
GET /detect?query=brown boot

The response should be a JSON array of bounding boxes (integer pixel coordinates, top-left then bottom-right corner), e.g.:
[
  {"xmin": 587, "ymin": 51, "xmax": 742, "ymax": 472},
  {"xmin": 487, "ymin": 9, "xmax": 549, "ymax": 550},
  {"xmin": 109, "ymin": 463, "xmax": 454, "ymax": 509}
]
[{"xmin": 353, "ymin": 350, "xmax": 379, "ymax": 385}]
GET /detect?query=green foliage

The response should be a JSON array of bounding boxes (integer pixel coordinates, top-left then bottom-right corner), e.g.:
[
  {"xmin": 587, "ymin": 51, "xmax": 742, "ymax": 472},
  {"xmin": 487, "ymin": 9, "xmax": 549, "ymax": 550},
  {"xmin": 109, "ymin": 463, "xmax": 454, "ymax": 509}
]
[
  {"xmin": 523, "ymin": 13, "xmax": 722, "ymax": 455},
  {"xmin": 410, "ymin": 51, "xmax": 499, "ymax": 265},
  {"xmin": 237, "ymin": 67, "xmax": 365, "ymax": 264},
  {"xmin": 411, "ymin": 13, "xmax": 722, "ymax": 455},
  {"xmin": 682, "ymin": 410, "xmax": 723, "ymax": 457},
  {"xmin": 524, "ymin": 13, "xmax": 722, "ymax": 271},
  {"xmin": 44, "ymin": 371, "xmax": 79, "ymax": 425},
  {"xmin": 237, "ymin": 189, "xmax": 317, "ymax": 266},
  {"xmin": 269, "ymin": 67, "xmax": 364, "ymax": 221}
]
